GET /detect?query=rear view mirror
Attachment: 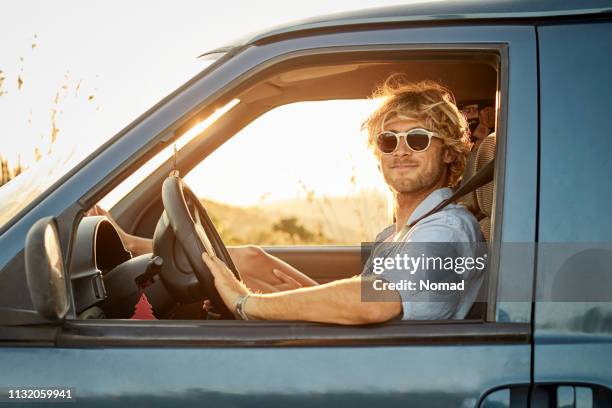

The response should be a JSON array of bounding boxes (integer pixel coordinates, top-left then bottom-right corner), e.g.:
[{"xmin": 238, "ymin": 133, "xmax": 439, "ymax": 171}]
[{"xmin": 24, "ymin": 217, "xmax": 69, "ymax": 321}]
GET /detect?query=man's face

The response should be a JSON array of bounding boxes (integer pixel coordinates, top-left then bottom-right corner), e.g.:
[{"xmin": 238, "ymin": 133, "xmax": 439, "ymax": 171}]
[{"xmin": 377, "ymin": 117, "xmax": 452, "ymax": 194}]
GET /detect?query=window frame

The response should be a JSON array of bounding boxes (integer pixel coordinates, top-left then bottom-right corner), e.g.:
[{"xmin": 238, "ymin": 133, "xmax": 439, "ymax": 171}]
[
  {"xmin": 73, "ymin": 45, "xmax": 510, "ymax": 339},
  {"xmin": 108, "ymin": 45, "xmax": 509, "ymax": 326},
  {"xmin": 56, "ymin": 319, "xmax": 529, "ymax": 347}
]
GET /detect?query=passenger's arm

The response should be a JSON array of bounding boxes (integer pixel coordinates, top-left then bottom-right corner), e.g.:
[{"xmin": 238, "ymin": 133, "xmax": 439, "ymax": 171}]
[
  {"xmin": 86, "ymin": 205, "xmax": 153, "ymax": 255},
  {"xmin": 122, "ymin": 234, "xmax": 153, "ymax": 256},
  {"xmin": 228, "ymin": 245, "xmax": 319, "ymax": 291},
  {"xmin": 87, "ymin": 206, "xmax": 313, "ymax": 292},
  {"xmin": 119, "ymin": 239, "xmax": 303, "ymax": 292}
]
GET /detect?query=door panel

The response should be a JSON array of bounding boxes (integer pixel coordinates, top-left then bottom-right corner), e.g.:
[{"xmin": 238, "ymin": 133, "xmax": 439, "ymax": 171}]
[
  {"xmin": 535, "ymin": 21, "xmax": 612, "ymax": 395},
  {"xmin": 0, "ymin": 342, "xmax": 530, "ymax": 407},
  {"xmin": 265, "ymin": 246, "xmax": 361, "ymax": 283}
]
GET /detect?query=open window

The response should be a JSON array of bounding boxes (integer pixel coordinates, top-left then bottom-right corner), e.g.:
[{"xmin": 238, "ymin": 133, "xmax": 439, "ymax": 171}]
[
  {"xmin": 182, "ymin": 53, "xmax": 500, "ymax": 247},
  {"xmin": 68, "ymin": 46, "xmax": 511, "ymax": 343}
]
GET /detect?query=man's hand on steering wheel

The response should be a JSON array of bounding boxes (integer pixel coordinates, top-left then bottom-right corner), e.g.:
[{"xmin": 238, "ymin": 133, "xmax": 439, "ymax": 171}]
[{"xmin": 202, "ymin": 252, "xmax": 251, "ymax": 316}]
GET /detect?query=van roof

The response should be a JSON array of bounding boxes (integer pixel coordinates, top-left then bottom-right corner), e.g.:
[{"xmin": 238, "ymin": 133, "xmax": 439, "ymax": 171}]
[{"xmin": 200, "ymin": 0, "xmax": 612, "ymax": 58}]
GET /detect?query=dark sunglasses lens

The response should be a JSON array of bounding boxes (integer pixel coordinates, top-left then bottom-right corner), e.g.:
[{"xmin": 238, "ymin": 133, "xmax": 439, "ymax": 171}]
[
  {"xmin": 406, "ymin": 132, "xmax": 430, "ymax": 151},
  {"xmin": 377, "ymin": 132, "xmax": 398, "ymax": 153}
]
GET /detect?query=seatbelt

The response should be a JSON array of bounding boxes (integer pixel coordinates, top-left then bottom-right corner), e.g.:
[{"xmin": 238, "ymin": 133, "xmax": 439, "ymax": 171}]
[{"xmin": 407, "ymin": 159, "xmax": 495, "ymax": 228}]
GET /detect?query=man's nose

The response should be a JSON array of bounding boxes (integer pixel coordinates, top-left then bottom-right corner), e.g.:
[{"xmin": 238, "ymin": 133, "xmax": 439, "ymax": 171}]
[{"xmin": 392, "ymin": 136, "xmax": 412, "ymax": 156}]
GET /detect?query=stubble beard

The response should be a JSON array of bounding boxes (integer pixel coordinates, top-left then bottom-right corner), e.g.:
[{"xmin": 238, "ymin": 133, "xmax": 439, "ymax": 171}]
[{"xmin": 384, "ymin": 159, "xmax": 446, "ymax": 195}]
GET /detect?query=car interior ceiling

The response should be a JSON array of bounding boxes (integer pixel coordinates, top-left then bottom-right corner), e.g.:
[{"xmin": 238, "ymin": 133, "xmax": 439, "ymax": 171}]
[
  {"xmin": 238, "ymin": 59, "xmax": 497, "ymax": 104},
  {"xmin": 88, "ymin": 55, "xmax": 499, "ymax": 321}
]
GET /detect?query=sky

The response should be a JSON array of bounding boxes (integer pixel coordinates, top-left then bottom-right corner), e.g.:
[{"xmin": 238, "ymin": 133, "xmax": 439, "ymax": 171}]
[
  {"xmin": 0, "ymin": 0, "xmax": 412, "ymax": 206},
  {"xmin": 182, "ymin": 99, "xmax": 386, "ymax": 206}
]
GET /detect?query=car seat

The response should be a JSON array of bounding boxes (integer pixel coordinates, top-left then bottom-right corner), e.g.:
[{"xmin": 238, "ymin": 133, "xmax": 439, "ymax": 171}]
[{"xmin": 464, "ymin": 132, "xmax": 496, "ymax": 319}]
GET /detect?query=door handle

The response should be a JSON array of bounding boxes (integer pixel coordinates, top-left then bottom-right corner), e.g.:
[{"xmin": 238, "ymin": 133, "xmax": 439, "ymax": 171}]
[
  {"xmin": 556, "ymin": 385, "xmax": 593, "ymax": 408},
  {"xmin": 532, "ymin": 384, "xmax": 604, "ymax": 408},
  {"xmin": 481, "ymin": 384, "xmax": 601, "ymax": 408}
]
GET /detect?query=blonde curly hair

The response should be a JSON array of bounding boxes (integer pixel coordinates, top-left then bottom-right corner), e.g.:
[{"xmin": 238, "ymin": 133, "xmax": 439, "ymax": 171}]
[{"xmin": 363, "ymin": 75, "xmax": 471, "ymax": 188}]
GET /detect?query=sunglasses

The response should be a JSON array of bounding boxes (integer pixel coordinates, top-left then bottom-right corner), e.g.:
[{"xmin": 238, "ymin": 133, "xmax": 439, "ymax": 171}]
[{"xmin": 376, "ymin": 128, "xmax": 443, "ymax": 154}]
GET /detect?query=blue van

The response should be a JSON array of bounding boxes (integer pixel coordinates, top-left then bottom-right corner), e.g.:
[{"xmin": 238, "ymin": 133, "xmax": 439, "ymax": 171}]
[{"xmin": 1, "ymin": 1, "xmax": 612, "ymax": 406}]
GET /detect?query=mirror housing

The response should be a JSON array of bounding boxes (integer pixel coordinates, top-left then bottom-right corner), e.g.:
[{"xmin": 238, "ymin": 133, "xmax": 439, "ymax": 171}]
[{"xmin": 24, "ymin": 217, "xmax": 69, "ymax": 321}]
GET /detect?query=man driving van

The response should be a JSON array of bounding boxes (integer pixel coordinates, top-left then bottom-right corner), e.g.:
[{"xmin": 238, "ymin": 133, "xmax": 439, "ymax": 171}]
[{"xmin": 93, "ymin": 76, "xmax": 485, "ymax": 324}]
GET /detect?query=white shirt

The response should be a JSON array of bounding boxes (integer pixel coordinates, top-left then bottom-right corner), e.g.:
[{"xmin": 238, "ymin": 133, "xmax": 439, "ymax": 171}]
[{"xmin": 362, "ymin": 187, "xmax": 486, "ymax": 320}]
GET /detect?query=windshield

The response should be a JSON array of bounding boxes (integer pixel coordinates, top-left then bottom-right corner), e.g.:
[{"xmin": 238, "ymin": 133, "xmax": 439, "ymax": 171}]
[
  {"xmin": 0, "ymin": 57, "xmax": 222, "ymax": 231},
  {"xmin": 0, "ymin": 147, "xmax": 83, "ymax": 229}
]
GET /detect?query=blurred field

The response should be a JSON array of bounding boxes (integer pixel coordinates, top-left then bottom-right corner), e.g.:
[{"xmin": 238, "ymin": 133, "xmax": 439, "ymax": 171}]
[{"xmin": 203, "ymin": 188, "xmax": 389, "ymax": 245}]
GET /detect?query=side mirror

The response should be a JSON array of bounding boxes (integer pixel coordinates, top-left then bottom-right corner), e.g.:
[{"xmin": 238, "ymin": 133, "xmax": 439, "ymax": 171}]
[{"xmin": 24, "ymin": 217, "xmax": 69, "ymax": 321}]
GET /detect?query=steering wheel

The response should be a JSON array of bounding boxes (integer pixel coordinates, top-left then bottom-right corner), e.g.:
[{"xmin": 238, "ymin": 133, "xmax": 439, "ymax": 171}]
[{"xmin": 160, "ymin": 173, "xmax": 240, "ymax": 318}]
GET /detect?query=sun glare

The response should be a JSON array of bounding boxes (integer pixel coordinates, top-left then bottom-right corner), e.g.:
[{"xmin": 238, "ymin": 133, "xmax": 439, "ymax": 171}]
[{"xmin": 98, "ymin": 99, "xmax": 240, "ymax": 210}]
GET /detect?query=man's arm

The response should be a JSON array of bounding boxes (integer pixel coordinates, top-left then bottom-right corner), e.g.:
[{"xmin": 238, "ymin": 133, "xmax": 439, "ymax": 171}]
[
  {"xmin": 246, "ymin": 277, "xmax": 401, "ymax": 325},
  {"xmin": 203, "ymin": 252, "xmax": 402, "ymax": 325}
]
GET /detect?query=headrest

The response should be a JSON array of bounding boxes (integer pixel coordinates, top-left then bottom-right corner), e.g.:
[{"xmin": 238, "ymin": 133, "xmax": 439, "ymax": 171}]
[{"xmin": 475, "ymin": 133, "xmax": 496, "ymax": 218}]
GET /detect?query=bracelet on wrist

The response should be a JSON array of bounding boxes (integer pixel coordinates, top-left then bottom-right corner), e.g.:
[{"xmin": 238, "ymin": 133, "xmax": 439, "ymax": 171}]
[{"xmin": 235, "ymin": 294, "xmax": 251, "ymax": 320}]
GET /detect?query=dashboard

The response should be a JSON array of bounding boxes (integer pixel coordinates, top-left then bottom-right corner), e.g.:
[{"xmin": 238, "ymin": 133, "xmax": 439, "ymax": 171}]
[{"xmin": 69, "ymin": 215, "xmax": 182, "ymax": 319}]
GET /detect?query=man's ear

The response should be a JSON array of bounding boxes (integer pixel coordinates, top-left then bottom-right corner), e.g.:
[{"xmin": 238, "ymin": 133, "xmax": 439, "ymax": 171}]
[{"xmin": 442, "ymin": 146, "xmax": 455, "ymax": 164}]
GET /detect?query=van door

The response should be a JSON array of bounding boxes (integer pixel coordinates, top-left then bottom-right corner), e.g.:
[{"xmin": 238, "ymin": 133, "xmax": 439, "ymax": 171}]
[{"xmin": 534, "ymin": 21, "xmax": 612, "ymax": 405}]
